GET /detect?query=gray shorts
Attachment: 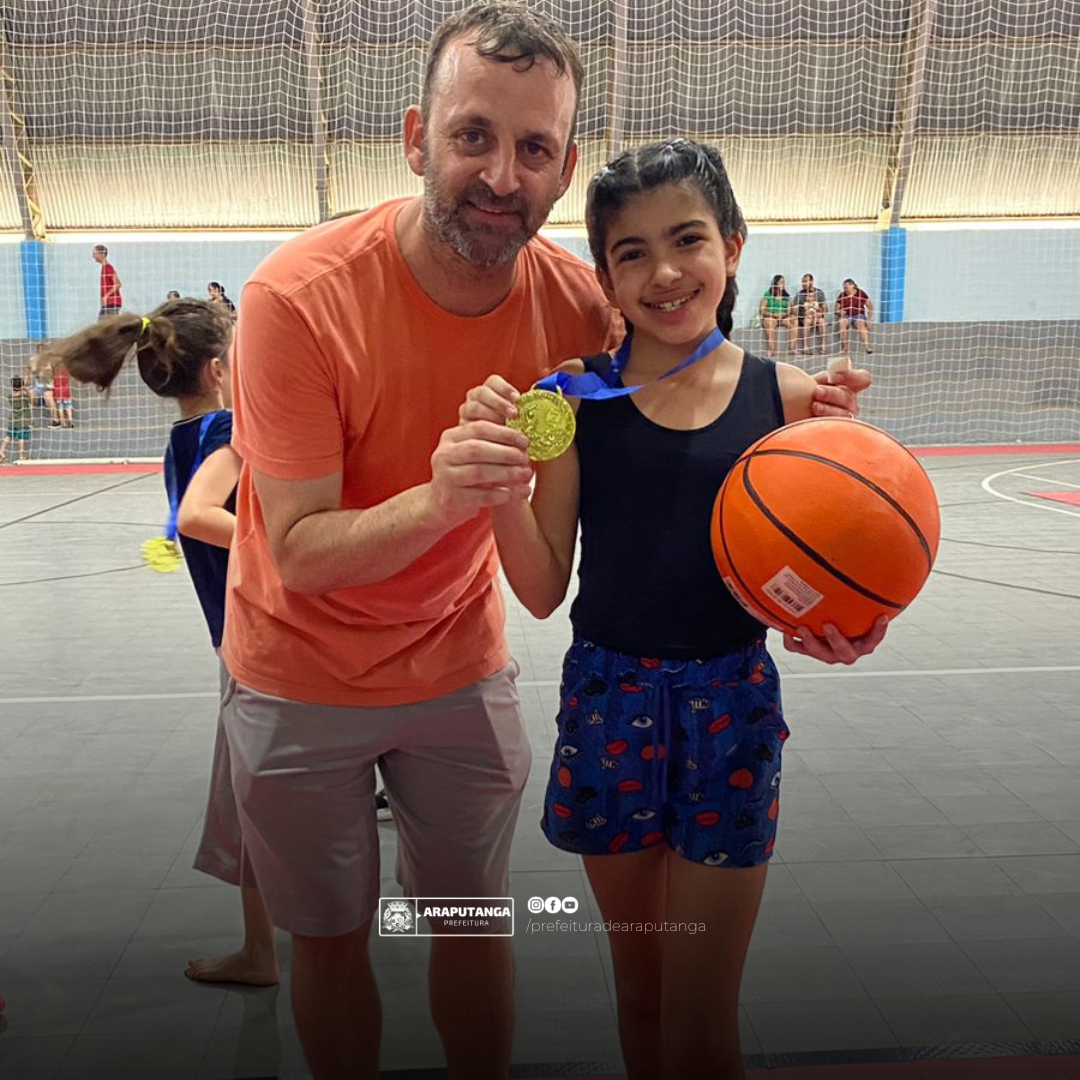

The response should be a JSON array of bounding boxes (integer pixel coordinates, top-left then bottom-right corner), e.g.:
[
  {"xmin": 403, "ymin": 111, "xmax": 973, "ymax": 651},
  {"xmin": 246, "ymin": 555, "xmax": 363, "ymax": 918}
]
[
  {"xmin": 221, "ymin": 661, "xmax": 531, "ymax": 937},
  {"xmin": 192, "ymin": 657, "xmax": 257, "ymax": 889}
]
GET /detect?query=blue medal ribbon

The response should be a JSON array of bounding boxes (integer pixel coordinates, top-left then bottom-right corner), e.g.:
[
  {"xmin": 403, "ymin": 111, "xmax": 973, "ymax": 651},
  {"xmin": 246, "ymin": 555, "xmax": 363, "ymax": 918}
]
[{"xmin": 536, "ymin": 326, "xmax": 726, "ymax": 400}]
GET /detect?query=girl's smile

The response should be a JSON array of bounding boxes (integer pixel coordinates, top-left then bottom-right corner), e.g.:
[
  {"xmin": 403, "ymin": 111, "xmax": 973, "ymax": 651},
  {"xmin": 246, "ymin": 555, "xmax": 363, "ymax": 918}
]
[{"xmin": 644, "ymin": 289, "xmax": 700, "ymax": 314}]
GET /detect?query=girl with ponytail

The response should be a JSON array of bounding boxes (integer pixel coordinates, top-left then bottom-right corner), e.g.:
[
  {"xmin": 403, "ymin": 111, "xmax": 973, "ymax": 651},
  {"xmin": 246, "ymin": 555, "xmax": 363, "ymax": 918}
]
[
  {"xmin": 461, "ymin": 139, "xmax": 886, "ymax": 1078},
  {"xmin": 44, "ymin": 299, "xmax": 280, "ymax": 987}
]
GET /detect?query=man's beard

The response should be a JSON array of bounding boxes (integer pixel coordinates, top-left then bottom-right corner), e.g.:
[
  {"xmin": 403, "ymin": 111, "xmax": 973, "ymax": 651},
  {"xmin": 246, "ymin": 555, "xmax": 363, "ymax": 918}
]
[{"xmin": 422, "ymin": 154, "xmax": 555, "ymax": 269}]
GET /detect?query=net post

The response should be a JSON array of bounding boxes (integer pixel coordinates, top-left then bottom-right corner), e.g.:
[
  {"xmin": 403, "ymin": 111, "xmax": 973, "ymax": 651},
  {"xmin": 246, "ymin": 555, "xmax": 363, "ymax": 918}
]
[
  {"xmin": 608, "ymin": 0, "xmax": 629, "ymax": 159},
  {"xmin": 300, "ymin": 0, "xmax": 330, "ymax": 222},
  {"xmin": 882, "ymin": 0, "xmax": 939, "ymax": 227},
  {"xmin": 0, "ymin": 24, "xmax": 46, "ymax": 242}
]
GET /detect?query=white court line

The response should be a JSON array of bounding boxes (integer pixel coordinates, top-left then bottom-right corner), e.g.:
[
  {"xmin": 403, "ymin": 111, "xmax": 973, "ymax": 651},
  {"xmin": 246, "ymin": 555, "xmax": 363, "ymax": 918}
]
[
  {"xmin": 982, "ymin": 459, "xmax": 1080, "ymax": 517},
  {"xmin": 1007, "ymin": 472, "xmax": 1080, "ymax": 490},
  {"xmin": 4, "ymin": 664, "xmax": 1079, "ymax": 704}
]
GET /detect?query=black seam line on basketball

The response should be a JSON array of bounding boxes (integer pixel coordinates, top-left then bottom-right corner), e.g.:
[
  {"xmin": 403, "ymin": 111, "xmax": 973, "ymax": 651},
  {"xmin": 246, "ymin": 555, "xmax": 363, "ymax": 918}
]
[
  {"xmin": 719, "ymin": 462, "xmax": 799, "ymax": 633},
  {"xmin": 748, "ymin": 447, "xmax": 933, "ymax": 567},
  {"xmin": 741, "ymin": 463, "xmax": 905, "ymax": 611}
]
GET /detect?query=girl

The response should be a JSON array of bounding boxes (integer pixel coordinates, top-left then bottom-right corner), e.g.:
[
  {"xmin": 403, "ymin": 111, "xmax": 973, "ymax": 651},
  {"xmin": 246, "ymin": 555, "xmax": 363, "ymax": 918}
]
[
  {"xmin": 42, "ymin": 299, "xmax": 280, "ymax": 987},
  {"xmin": 836, "ymin": 277, "xmax": 874, "ymax": 355},
  {"xmin": 466, "ymin": 140, "xmax": 886, "ymax": 1079},
  {"xmin": 758, "ymin": 273, "xmax": 796, "ymax": 358}
]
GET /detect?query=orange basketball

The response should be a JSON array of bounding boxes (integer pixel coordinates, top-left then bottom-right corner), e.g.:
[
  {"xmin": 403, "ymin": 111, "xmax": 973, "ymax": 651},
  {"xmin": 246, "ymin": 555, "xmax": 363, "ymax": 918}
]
[{"xmin": 710, "ymin": 418, "xmax": 940, "ymax": 638}]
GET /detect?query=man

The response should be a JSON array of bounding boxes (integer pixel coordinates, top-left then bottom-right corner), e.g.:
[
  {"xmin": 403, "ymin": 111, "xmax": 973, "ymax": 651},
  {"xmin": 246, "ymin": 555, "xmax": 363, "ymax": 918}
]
[
  {"xmin": 221, "ymin": 5, "xmax": 873, "ymax": 1078},
  {"xmin": 795, "ymin": 271, "xmax": 828, "ymax": 355},
  {"xmin": 92, "ymin": 244, "xmax": 122, "ymax": 318}
]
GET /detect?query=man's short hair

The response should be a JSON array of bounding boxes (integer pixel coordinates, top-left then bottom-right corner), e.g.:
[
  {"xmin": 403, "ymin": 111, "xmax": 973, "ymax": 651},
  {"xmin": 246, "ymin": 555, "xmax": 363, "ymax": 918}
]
[
  {"xmin": 421, "ymin": 2, "xmax": 584, "ymax": 146},
  {"xmin": 94, "ymin": 244, "xmax": 108, "ymax": 255}
]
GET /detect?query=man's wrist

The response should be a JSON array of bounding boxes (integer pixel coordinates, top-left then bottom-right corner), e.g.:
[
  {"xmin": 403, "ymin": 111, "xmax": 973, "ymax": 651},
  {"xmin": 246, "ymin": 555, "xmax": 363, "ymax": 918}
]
[{"xmin": 416, "ymin": 481, "xmax": 474, "ymax": 536}]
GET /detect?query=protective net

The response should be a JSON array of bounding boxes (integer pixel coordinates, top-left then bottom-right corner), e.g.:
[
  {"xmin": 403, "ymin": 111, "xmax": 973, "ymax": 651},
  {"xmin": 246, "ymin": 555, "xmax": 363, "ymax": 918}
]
[{"xmin": 0, "ymin": 0, "xmax": 1077, "ymax": 463}]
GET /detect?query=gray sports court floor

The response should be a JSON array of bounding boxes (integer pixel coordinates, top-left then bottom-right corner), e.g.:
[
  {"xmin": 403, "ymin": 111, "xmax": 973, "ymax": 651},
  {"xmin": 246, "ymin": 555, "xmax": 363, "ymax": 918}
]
[{"xmin": 1, "ymin": 450, "xmax": 1079, "ymax": 1079}]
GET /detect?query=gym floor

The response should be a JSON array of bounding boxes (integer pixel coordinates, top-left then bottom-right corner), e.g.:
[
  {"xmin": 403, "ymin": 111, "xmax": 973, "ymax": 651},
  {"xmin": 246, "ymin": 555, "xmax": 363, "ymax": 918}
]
[{"xmin": 1, "ymin": 449, "xmax": 1079, "ymax": 1079}]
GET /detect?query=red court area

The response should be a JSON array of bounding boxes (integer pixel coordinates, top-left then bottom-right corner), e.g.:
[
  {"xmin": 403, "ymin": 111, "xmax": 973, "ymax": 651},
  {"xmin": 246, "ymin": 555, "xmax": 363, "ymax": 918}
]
[
  {"xmin": 0, "ymin": 462, "xmax": 161, "ymax": 476},
  {"xmin": 1030, "ymin": 491, "xmax": 1080, "ymax": 506},
  {"xmin": 2, "ymin": 443, "xmax": 1078, "ymax": 479}
]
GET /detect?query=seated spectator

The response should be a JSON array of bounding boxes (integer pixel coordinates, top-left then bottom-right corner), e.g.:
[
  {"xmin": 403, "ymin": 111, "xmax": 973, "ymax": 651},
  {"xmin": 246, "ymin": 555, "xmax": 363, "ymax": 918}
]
[
  {"xmin": 836, "ymin": 278, "xmax": 874, "ymax": 354},
  {"xmin": 758, "ymin": 274, "xmax": 796, "ymax": 357},
  {"xmin": 794, "ymin": 272, "xmax": 827, "ymax": 355}
]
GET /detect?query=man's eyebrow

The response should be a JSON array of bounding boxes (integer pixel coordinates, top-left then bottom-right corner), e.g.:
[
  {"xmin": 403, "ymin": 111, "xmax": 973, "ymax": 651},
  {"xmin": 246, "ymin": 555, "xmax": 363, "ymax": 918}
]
[
  {"xmin": 449, "ymin": 114, "xmax": 558, "ymax": 146},
  {"xmin": 453, "ymin": 113, "xmax": 494, "ymax": 129}
]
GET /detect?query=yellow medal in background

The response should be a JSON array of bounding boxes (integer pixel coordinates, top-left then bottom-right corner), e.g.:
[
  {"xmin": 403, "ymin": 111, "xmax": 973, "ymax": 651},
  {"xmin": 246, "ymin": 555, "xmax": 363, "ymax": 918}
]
[{"xmin": 508, "ymin": 388, "xmax": 575, "ymax": 461}]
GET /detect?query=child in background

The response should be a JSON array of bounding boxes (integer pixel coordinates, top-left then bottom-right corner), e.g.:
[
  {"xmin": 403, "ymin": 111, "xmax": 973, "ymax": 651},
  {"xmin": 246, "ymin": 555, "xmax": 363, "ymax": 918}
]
[
  {"xmin": 0, "ymin": 376, "xmax": 32, "ymax": 462},
  {"xmin": 43, "ymin": 299, "xmax": 281, "ymax": 986},
  {"xmin": 51, "ymin": 362, "xmax": 74, "ymax": 428},
  {"xmin": 465, "ymin": 139, "xmax": 886, "ymax": 1080},
  {"xmin": 26, "ymin": 358, "xmax": 56, "ymax": 424}
]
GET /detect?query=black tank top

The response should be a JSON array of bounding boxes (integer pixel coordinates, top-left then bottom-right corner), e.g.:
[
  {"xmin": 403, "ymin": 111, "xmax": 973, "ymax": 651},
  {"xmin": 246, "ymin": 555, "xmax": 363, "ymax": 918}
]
[{"xmin": 570, "ymin": 350, "xmax": 785, "ymax": 659}]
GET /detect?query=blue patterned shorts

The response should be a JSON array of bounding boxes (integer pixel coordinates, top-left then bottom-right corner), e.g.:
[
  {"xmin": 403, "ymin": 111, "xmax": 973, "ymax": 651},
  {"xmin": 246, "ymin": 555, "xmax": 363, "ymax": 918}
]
[{"xmin": 541, "ymin": 636, "xmax": 789, "ymax": 868}]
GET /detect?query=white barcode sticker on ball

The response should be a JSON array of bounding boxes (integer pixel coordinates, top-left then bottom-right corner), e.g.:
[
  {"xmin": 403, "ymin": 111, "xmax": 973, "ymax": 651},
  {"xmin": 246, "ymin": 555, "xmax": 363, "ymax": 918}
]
[{"xmin": 762, "ymin": 567, "xmax": 824, "ymax": 617}]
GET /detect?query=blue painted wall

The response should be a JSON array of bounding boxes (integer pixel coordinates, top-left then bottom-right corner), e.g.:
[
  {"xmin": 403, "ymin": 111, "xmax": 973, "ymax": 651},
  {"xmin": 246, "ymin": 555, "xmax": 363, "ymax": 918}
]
[
  {"xmin": 451, "ymin": 225, "xmax": 1080, "ymax": 328},
  {"xmin": 43, "ymin": 238, "xmax": 283, "ymax": 337},
  {"xmin": 904, "ymin": 228, "xmax": 1080, "ymax": 321},
  {"xmin": 16, "ymin": 225, "xmax": 1080, "ymax": 339}
]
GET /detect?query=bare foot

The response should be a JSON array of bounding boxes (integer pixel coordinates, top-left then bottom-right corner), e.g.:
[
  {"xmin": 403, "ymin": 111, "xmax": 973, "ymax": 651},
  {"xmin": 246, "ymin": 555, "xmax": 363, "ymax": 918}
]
[{"xmin": 185, "ymin": 949, "xmax": 280, "ymax": 986}]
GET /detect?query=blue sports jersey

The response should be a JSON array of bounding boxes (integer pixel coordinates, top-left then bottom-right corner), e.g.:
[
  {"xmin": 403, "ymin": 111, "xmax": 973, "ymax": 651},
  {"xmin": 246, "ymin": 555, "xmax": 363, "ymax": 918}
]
[{"xmin": 164, "ymin": 410, "xmax": 234, "ymax": 648}]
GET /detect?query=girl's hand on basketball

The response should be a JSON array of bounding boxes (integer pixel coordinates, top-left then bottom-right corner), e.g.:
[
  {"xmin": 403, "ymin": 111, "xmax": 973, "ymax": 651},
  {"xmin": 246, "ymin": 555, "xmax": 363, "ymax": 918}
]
[
  {"xmin": 459, "ymin": 375, "xmax": 520, "ymax": 426},
  {"xmin": 810, "ymin": 365, "xmax": 872, "ymax": 418},
  {"xmin": 783, "ymin": 616, "xmax": 888, "ymax": 665}
]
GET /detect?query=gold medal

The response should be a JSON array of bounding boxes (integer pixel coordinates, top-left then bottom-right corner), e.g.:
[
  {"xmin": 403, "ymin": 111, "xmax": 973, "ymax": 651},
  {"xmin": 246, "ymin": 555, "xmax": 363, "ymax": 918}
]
[
  {"xmin": 141, "ymin": 535, "xmax": 183, "ymax": 573},
  {"xmin": 508, "ymin": 388, "xmax": 576, "ymax": 461}
]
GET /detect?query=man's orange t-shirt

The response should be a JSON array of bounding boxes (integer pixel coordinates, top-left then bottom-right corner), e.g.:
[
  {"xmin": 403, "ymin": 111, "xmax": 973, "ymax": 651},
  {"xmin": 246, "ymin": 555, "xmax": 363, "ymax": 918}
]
[{"xmin": 222, "ymin": 199, "xmax": 622, "ymax": 707}]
